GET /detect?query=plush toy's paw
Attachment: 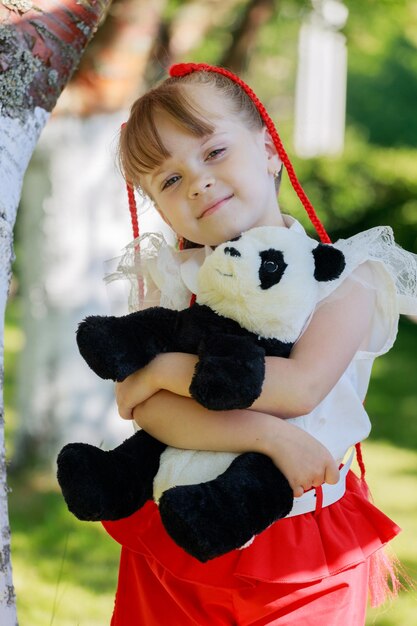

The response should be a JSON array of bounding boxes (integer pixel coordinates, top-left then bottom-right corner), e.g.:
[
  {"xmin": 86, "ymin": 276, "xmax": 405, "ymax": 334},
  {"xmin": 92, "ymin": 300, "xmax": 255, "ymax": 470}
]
[
  {"xmin": 77, "ymin": 308, "xmax": 179, "ymax": 381},
  {"xmin": 159, "ymin": 452, "xmax": 293, "ymax": 562},
  {"xmin": 57, "ymin": 443, "xmax": 137, "ymax": 521},
  {"xmin": 190, "ymin": 334, "xmax": 265, "ymax": 410},
  {"xmin": 57, "ymin": 431, "xmax": 166, "ymax": 521},
  {"xmin": 76, "ymin": 316, "xmax": 129, "ymax": 381}
]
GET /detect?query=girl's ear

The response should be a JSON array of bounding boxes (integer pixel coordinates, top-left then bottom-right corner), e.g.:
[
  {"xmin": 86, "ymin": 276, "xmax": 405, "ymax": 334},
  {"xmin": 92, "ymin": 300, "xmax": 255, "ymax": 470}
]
[{"xmin": 262, "ymin": 127, "xmax": 282, "ymax": 175}]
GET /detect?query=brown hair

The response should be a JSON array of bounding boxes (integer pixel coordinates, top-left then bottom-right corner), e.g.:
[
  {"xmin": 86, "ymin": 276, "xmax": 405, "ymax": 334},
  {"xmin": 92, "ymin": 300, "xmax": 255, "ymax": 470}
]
[{"xmin": 119, "ymin": 70, "xmax": 264, "ymax": 189}]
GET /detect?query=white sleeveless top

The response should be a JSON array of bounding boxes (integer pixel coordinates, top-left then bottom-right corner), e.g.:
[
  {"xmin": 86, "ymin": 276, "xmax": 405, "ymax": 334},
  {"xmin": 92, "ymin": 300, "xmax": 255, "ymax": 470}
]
[{"xmin": 106, "ymin": 216, "xmax": 417, "ymax": 463}]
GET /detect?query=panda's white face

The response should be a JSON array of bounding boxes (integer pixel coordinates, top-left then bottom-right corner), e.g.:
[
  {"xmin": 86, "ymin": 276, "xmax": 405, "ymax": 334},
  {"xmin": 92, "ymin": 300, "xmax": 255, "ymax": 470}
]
[{"xmin": 197, "ymin": 226, "xmax": 320, "ymax": 341}]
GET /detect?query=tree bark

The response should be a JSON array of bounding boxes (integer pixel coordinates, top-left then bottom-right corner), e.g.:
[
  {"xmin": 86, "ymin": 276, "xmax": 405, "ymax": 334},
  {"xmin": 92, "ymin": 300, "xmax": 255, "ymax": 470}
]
[
  {"xmin": 220, "ymin": 0, "xmax": 276, "ymax": 73},
  {"xmin": 0, "ymin": 1, "xmax": 113, "ymax": 622},
  {"xmin": 13, "ymin": 0, "xmax": 167, "ymax": 467},
  {"xmin": 55, "ymin": 0, "xmax": 166, "ymax": 115}
]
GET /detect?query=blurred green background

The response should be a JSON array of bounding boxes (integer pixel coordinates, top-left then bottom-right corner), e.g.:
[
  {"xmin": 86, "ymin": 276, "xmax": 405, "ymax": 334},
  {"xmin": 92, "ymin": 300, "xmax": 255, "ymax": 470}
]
[{"xmin": 4, "ymin": 0, "xmax": 417, "ymax": 623}]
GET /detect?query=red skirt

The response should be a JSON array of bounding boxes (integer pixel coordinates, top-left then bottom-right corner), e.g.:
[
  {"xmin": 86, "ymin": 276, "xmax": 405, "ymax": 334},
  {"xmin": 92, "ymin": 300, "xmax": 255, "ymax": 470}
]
[{"xmin": 103, "ymin": 472, "xmax": 400, "ymax": 624}]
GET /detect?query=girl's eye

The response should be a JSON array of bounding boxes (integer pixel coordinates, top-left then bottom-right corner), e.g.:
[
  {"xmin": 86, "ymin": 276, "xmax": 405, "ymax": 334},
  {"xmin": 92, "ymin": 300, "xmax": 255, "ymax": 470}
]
[
  {"xmin": 206, "ymin": 148, "xmax": 225, "ymax": 160},
  {"xmin": 162, "ymin": 175, "xmax": 180, "ymax": 191}
]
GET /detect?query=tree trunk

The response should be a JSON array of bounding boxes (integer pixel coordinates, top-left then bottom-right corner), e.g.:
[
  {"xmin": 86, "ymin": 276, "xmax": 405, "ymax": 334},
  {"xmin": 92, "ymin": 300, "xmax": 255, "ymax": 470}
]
[
  {"xmin": 220, "ymin": 0, "xmax": 275, "ymax": 73},
  {"xmin": 0, "ymin": 1, "xmax": 113, "ymax": 622},
  {"xmin": 55, "ymin": 0, "xmax": 166, "ymax": 115},
  {"xmin": 13, "ymin": 0, "xmax": 166, "ymax": 466},
  {"xmin": 146, "ymin": 0, "xmax": 245, "ymax": 81}
]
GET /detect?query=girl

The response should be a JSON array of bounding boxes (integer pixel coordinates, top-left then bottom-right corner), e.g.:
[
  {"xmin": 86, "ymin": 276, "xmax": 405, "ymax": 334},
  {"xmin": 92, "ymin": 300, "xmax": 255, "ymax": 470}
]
[{"xmin": 103, "ymin": 63, "xmax": 415, "ymax": 625}]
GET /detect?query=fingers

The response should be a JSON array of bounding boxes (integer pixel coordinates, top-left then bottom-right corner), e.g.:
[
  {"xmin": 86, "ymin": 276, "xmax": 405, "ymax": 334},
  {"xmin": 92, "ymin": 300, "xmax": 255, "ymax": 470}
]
[
  {"xmin": 324, "ymin": 461, "xmax": 340, "ymax": 485},
  {"xmin": 293, "ymin": 485, "xmax": 305, "ymax": 498},
  {"xmin": 119, "ymin": 404, "xmax": 134, "ymax": 420},
  {"xmin": 292, "ymin": 478, "xmax": 321, "ymax": 498},
  {"xmin": 114, "ymin": 382, "xmax": 134, "ymax": 420},
  {"xmin": 311, "ymin": 475, "xmax": 325, "ymax": 488},
  {"xmin": 291, "ymin": 462, "xmax": 340, "ymax": 498},
  {"xmin": 117, "ymin": 402, "xmax": 134, "ymax": 420}
]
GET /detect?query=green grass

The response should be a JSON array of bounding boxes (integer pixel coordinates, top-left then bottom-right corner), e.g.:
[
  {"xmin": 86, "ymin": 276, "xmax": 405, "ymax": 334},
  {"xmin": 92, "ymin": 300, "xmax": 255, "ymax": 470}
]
[
  {"xmin": 4, "ymin": 298, "xmax": 417, "ymax": 625},
  {"xmin": 4, "ymin": 296, "xmax": 120, "ymax": 625},
  {"xmin": 3, "ymin": 298, "xmax": 118, "ymax": 624},
  {"xmin": 9, "ymin": 471, "xmax": 120, "ymax": 625}
]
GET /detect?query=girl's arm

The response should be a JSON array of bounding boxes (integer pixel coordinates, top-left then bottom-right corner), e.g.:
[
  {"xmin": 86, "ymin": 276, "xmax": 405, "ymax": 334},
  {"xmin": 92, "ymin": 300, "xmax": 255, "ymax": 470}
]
[
  {"xmin": 114, "ymin": 273, "xmax": 374, "ymax": 494},
  {"xmin": 116, "ymin": 271, "xmax": 375, "ymax": 419},
  {"xmin": 131, "ymin": 392, "xmax": 338, "ymax": 497}
]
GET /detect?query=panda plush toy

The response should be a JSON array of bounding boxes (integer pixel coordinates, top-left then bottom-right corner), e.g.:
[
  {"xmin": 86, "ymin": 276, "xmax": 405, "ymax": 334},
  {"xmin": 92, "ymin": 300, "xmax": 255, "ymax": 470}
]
[{"xmin": 57, "ymin": 226, "xmax": 346, "ymax": 562}]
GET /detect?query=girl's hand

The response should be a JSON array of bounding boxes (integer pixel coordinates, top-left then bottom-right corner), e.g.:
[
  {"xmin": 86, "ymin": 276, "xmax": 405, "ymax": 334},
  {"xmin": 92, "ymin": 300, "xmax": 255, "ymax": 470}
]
[
  {"xmin": 261, "ymin": 421, "xmax": 340, "ymax": 497},
  {"xmin": 115, "ymin": 352, "xmax": 198, "ymax": 420},
  {"xmin": 115, "ymin": 357, "xmax": 163, "ymax": 420}
]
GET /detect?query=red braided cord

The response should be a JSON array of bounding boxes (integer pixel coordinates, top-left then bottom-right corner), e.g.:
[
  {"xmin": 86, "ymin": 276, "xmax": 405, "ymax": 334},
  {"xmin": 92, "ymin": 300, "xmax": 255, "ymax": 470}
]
[
  {"xmin": 169, "ymin": 63, "xmax": 331, "ymax": 244},
  {"xmin": 126, "ymin": 182, "xmax": 139, "ymax": 240},
  {"xmin": 121, "ymin": 123, "xmax": 140, "ymax": 241},
  {"xmin": 125, "ymin": 180, "xmax": 144, "ymax": 303},
  {"xmin": 355, "ymin": 442, "xmax": 366, "ymax": 482}
]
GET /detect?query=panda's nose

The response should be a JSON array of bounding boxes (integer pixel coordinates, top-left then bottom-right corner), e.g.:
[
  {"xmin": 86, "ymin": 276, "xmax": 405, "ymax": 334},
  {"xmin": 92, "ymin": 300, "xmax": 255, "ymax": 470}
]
[{"xmin": 224, "ymin": 246, "xmax": 241, "ymax": 257}]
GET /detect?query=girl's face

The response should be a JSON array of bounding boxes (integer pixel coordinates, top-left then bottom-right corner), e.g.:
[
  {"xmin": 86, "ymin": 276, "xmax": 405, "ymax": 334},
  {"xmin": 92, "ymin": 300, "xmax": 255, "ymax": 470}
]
[{"xmin": 141, "ymin": 84, "xmax": 284, "ymax": 246}]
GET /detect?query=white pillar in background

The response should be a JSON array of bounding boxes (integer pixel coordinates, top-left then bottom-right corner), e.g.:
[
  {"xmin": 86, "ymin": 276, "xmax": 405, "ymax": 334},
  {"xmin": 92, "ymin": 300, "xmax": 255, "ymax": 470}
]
[{"xmin": 294, "ymin": 0, "xmax": 349, "ymax": 158}]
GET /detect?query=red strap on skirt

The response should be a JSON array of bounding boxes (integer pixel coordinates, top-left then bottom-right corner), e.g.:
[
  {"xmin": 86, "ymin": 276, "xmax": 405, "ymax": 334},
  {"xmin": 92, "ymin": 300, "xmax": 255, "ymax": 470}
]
[{"xmin": 314, "ymin": 486, "xmax": 323, "ymax": 516}]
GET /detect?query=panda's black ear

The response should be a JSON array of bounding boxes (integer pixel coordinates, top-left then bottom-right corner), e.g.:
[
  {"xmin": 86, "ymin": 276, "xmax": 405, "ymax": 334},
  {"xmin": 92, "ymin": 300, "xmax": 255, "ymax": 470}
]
[{"xmin": 312, "ymin": 243, "xmax": 346, "ymax": 282}]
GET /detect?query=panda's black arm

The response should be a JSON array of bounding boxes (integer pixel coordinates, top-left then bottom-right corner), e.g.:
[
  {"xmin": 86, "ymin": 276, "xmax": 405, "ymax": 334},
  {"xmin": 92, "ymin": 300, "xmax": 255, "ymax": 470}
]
[
  {"xmin": 76, "ymin": 307, "xmax": 179, "ymax": 381},
  {"xmin": 189, "ymin": 333, "xmax": 266, "ymax": 411}
]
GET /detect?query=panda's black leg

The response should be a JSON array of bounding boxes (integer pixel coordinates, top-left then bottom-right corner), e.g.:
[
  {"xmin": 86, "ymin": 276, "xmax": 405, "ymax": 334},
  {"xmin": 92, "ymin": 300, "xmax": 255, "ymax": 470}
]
[
  {"xmin": 57, "ymin": 430, "xmax": 166, "ymax": 521},
  {"xmin": 159, "ymin": 452, "xmax": 293, "ymax": 562}
]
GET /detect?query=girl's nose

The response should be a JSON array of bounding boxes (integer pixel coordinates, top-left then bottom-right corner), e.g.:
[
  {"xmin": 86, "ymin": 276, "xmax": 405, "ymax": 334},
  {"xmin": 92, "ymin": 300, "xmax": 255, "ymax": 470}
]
[{"xmin": 188, "ymin": 174, "xmax": 215, "ymax": 198}]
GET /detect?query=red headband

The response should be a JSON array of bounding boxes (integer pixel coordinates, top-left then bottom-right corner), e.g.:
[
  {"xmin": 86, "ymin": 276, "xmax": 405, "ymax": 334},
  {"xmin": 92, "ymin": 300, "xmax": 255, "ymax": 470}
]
[{"xmin": 126, "ymin": 62, "xmax": 330, "ymax": 244}]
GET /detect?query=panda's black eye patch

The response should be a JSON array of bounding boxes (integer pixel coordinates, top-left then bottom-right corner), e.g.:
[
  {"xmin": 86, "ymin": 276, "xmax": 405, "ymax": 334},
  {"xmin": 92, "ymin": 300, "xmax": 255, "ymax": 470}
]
[
  {"xmin": 259, "ymin": 249, "xmax": 287, "ymax": 289},
  {"xmin": 224, "ymin": 246, "xmax": 241, "ymax": 257}
]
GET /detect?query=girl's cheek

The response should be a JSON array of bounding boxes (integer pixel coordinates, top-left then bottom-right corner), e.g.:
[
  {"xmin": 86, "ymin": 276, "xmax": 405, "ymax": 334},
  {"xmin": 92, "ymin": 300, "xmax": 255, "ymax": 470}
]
[{"xmin": 155, "ymin": 206, "xmax": 173, "ymax": 228}]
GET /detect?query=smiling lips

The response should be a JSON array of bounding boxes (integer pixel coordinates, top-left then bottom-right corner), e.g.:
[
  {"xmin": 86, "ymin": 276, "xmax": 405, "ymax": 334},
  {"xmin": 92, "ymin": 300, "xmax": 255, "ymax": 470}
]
[{"xmin": 199, "ymin": 194, "xmax": 234, "ymax": 219}]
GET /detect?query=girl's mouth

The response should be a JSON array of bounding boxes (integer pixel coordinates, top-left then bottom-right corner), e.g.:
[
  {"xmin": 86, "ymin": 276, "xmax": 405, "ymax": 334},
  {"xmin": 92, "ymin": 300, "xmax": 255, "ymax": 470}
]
[{"xmin": 199, "ymin": 194, "xmax": 234, "ymax": 219}]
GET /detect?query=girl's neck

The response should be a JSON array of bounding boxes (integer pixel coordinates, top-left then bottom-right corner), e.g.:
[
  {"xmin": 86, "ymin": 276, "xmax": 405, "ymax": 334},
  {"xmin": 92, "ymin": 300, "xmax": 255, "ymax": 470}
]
[{"xmin": 251, "ymin": 206, "xmax": 287, "ymax": 230}]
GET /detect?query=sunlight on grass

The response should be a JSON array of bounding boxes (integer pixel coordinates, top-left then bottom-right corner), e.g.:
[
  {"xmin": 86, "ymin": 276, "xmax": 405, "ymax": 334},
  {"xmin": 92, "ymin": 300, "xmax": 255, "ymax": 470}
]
[
  {"xmin": 10, "ymin": 474, "xmax": 120, "ymax": 625},
  {"xmin": 4, "ymin": 297, "xmax": 23, "ymax": 454},
  {"xmin": 363, "ymin": 440, "xmax": 417, "ymax": 625},
  {"xmin": 4, "ymin": 324, "xmax": 25, "ymax": 353},
  {"xmin": 13, "ymin": 553, "xmax": 117, "ymax": 626}
]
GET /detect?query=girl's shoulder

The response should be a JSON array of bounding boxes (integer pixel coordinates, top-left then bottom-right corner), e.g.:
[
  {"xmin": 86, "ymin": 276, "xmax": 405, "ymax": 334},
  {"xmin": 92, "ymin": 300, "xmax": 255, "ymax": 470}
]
[
  {"xmin": 283, "ymin": 217, "xmax": 416, "ymax": 317},
  {"xmin": 331, "ymin": 226, "xmax": 417, "ymax": 315},
  {"xmin": 317, "ymin": 226, "xmax": 417, "ymax": 358}
]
